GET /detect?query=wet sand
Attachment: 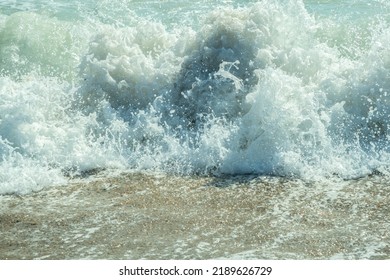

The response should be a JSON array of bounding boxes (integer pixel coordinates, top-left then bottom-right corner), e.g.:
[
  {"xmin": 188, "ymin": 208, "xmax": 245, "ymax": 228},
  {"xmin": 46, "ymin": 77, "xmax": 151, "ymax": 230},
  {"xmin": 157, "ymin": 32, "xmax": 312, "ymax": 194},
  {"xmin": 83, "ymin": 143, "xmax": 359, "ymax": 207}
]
[{"xmin": 1, "ymin": 172, "xmax": 389, "ymax": 259}]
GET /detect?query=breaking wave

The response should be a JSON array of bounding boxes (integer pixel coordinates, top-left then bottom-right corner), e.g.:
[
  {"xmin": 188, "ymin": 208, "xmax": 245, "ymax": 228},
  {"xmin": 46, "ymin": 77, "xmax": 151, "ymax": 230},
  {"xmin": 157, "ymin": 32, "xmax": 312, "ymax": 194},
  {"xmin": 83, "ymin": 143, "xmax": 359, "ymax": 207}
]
[{"xmin": 2, "ymin": 0, "xmax": 390, "ymax": 193}]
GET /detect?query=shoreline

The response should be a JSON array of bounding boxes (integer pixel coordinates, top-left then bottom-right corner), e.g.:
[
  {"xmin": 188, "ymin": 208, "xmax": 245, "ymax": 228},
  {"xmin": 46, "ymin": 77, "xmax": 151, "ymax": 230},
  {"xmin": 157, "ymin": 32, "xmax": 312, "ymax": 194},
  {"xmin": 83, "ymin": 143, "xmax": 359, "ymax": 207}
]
[{"xmin": 1, "ymin": 172, "xmax": 389, "ymax": 259}]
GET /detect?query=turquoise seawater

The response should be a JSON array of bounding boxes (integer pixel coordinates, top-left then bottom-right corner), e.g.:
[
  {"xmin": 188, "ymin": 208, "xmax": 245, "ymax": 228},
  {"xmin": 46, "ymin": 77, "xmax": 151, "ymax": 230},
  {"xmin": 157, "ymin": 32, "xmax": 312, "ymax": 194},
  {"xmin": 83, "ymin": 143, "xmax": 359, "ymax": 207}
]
[{"xmin": 1, "ymin": 0, "xmax": 390, "ymax": 193}]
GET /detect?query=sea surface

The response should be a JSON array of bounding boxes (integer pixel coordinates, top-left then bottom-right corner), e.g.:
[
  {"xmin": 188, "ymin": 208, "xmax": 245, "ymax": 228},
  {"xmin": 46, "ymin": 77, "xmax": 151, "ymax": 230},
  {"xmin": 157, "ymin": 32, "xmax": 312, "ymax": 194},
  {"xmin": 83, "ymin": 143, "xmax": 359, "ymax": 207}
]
[{"xmin": 1, "ymin": 0, "xmax": 390, "ymax": 259}]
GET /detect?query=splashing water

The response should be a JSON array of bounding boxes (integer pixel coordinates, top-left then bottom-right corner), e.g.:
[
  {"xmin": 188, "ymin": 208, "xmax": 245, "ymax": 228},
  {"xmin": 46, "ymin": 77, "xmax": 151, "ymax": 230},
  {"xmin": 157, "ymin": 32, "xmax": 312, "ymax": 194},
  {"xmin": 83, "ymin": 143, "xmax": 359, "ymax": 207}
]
[{"xmin": 2, "ymin": 0, "xmax": 390, "ymax": 194}]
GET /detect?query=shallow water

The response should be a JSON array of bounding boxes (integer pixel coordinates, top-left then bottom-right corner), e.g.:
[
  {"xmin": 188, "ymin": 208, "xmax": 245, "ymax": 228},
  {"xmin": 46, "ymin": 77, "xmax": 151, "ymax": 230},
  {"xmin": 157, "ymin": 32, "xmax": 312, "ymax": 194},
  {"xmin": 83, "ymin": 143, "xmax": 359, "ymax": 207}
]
[{"xmin": 1, "ymin": 173, "xmax": 389, "ymax": 259}]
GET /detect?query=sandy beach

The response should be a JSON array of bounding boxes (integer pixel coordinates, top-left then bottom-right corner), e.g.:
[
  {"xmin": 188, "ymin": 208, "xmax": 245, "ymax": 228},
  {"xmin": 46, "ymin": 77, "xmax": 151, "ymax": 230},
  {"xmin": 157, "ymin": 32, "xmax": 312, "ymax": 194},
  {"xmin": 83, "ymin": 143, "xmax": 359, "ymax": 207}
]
[{"xmin": 1, "ymin": 172, "xmax": 389, "ymax": 260}]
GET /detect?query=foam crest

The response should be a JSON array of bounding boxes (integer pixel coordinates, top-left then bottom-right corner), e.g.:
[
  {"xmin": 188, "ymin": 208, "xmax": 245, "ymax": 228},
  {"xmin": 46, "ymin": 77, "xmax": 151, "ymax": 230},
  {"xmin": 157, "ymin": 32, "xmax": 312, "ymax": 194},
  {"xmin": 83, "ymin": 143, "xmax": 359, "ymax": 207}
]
[{"xmin": 77, "ymin": 21, "xmax": 187, "ymax": 111}]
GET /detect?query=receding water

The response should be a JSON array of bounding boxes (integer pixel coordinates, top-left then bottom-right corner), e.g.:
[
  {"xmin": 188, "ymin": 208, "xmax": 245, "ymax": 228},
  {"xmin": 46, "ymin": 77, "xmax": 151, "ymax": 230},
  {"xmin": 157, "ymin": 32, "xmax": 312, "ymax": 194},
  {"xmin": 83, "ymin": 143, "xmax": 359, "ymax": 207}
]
[{"xmin": 1, "ymin": 172, "xmax": 389, "ymax": 259}]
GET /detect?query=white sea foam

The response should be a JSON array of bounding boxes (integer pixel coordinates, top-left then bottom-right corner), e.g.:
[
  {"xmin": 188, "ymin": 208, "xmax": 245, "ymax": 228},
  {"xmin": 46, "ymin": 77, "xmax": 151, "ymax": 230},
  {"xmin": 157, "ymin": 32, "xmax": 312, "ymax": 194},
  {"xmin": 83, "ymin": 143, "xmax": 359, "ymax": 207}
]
[{"xmin": 2, "ymin": 0, "xmax": 390, "ymax": 194}]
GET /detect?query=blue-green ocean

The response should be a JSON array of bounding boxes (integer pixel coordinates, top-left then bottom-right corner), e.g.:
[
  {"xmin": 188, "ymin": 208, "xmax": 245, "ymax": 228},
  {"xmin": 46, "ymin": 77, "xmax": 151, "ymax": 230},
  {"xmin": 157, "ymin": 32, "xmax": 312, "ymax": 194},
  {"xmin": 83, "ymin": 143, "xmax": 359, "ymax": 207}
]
[{"xmin": 1, "ymin": 1, "xmax": 390, "ymax": 260}]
